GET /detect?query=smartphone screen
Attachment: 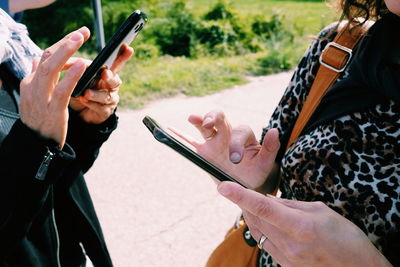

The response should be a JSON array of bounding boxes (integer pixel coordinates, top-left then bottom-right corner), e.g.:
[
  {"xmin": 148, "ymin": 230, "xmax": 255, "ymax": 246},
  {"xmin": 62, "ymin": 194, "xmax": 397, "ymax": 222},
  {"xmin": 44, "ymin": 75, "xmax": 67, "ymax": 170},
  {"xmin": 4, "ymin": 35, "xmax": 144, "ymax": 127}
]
[
  {"xmin": 72, "ymin": 10, "xmax": 147, "ymax": 97},
  {"xmin": 142, "ymin": 115, "xmax": 248, "ymax": 188}
]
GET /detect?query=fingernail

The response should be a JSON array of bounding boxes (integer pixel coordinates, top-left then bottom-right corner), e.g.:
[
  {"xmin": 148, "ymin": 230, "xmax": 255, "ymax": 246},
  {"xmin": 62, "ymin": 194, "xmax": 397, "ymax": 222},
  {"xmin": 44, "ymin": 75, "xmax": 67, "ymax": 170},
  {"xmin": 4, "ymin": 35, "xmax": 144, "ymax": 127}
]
[
  {"xmin": 72, "ymin": 60, "xmax": 84, "ymax": 70},
  {"xmin": 202, "ymin": 117, "xmax": 213, "ymax": 127},
  {"xmin": 217, "ymin": 183, "xmax": 231, "ymax": 197},
  {"xmin": 70, "ymin": 32, "xmax": 82, "ymax": 42},
  {"xmin": 78, "ymin": 26, "xmax": 89, "ymax": 33},
  {"xmin": 230, "ymin": 152, "xmax": 241, "ymax": 163}
]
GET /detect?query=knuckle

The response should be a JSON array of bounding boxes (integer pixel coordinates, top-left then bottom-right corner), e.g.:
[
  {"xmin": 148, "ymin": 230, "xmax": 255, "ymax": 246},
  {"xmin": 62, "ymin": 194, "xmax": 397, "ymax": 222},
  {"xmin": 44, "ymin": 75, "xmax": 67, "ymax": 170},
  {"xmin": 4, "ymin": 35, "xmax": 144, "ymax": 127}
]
[
  {"xmin": 41, "ymin": 49, "xmax": 52, "ymax": 61},
  {"xmin": 293, "ymin": 217, "xmax": 317, "ymax": 241},
  {"xmin": 313, "ymin": 201, "xmax": 327, "ymax": 210},
  {"xmin": 215, "ymin": 110, "xmax": 226, "ymax": 123},
  {"xmin": 39, "ymin": 64, "xmax": 50, "ymax": 76},
  {"xmin": 253, "ymin": 200, "xmax": 272, "ymax": 218},
  {"xmin": 230, "ymin": 188, "xmax": 244, "ymax": 205},
  {"xmin": 62, "ymin": 41, "xmax": 78, "ymax": 53},
  {"xmin": 53, "ymin": 86, "xmax": 69, "ymax": 99},
  {"xmin": 234, "ymin": 125, "xmax": 252, "ymax": 137},
  {"xmin": 285, "ymin": 244, "xmax": 304, "ymax": 262}
]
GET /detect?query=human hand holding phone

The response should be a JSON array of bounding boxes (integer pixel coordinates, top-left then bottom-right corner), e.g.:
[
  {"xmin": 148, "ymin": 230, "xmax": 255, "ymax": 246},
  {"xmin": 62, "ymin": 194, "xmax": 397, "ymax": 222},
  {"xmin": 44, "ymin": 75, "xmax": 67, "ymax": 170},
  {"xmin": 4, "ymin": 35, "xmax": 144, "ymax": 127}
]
[
  {"xmin": 71, "ymin": 10, "xmax": 147, "ymax": 97},
  {"xmin": 143, "ymin": 111, "xmax": 281, "ymax": 191},
  {"xmin": 69, "ymin": 44, "xmax": 133, "ymax": 124},
  {"xmin": 20, "ymin": 27, "xmax": 90, "ymax": 148}
]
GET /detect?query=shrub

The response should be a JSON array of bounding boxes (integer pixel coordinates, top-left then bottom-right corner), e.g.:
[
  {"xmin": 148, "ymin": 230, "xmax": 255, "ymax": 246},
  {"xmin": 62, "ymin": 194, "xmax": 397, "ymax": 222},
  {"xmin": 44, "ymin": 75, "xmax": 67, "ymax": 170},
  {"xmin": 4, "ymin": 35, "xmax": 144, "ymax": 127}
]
[
  {"xmin": 22, "ymin": 0, "xmax": 94, "ymax": 50},
  {"xmin": 133, "ymin": 43, "xmax": 159, "ymax": 60},
  {"xmin": 203, "ymin": 0, "xmax": 234, "ymax": 21},
  {"xmin": 252, "ymin": 14, "xmax": 286, "ymax": 40},
  {"xmin": 22, "ymin": 0, "xmax": 155, "ymax": 52},
  {"xmin": 150, "ymin": 1, "xmax": 202, "ymax": 57},
  {"xmin": 255, "ymin": 50, "xmax": 292, "ymax": 75}
]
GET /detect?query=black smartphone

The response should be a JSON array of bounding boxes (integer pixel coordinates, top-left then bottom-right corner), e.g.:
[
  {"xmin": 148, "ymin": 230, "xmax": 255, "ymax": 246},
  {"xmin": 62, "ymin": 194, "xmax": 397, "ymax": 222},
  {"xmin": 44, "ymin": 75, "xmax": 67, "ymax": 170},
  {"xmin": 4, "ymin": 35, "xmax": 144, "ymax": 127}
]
[
  {"xmin": 72, "ymin": 10, "xmax": 147, "ymax": 97},
  {"xmin": 142, "ymin": 115, "xmax": 248, "ymax": 188}
]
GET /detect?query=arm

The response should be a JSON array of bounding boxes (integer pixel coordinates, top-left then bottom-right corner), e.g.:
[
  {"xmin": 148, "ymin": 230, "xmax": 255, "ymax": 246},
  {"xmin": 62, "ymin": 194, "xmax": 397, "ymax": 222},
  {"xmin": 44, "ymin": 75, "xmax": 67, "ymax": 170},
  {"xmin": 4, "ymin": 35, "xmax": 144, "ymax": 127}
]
[
  {"xmin": 65, "ymin": 109, "xmax": 118, "ymax": 173},
  {"xmin": 0, "ymin": 120, "xmax": 75, "ymax": 258},
  {"xmin": 8, "ymin": 0, "xmax": 56, "ymax": 13},
  {"xmin": 0, "ymin": 27, "xmax": 88, "ymax": 257},
  {"xmin": 66, "ymin": 44, "xmax": 133, "ymax": 172}
]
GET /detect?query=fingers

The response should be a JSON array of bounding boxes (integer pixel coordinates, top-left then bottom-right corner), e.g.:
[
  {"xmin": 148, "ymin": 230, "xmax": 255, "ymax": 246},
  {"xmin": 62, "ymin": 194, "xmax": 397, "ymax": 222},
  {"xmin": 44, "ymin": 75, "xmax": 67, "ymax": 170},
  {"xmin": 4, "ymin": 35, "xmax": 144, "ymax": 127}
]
[
  {"xmin": 229, "ymin": 125, "xmax": 259, "ymax": 163},
  {"xmin": 78, "ymin": 100, "xmax": 117, "ymax": 124},
  {"xmin": 39, "ymin": 27, "xmax": 89, "ymax": 68},
  {"xmin": 188, "ymin": 111, "xmax": 231, "ymax": 141},
  {"xmin": 36, "ymin": 27, "xmax": 89, "ymax": 95},
  {"xmin": 97, "ymin": 69, "xmax": 122, "ymax": 90},
  {"xmin": 110, "ymin": 44, "xmax": 134, "ymax": 73},
  {"xmin": 50, "ymin": 60, "xmax": 86, "ymax": 110},
  {"xmin": 168, "ymin": 127, "xmax": 201, "ymax": 148},
  {"xmin": 83, "ymin": 89, "xmax": 119, "ymax": 105},
  {"xmin": 252, "ymin": 229, "xmax": 289, "ymax": 266},
  {"xmin": 258, "ymin": 128, "xmax": 280, "ymax": 173},
  {"xmin": 63, "ymin": 57, "xmax": 92, "ymax": 71},
  {"xmin": 217, "ymin": 182, "xmax": 300, "ymax": 231},
  {"xmin": 188, "ymin": 115, "xmax": 213, "ymax": 139},
  {"xmin": 31, "ymin": 57, "xmax": 40, "ymax": 73}
]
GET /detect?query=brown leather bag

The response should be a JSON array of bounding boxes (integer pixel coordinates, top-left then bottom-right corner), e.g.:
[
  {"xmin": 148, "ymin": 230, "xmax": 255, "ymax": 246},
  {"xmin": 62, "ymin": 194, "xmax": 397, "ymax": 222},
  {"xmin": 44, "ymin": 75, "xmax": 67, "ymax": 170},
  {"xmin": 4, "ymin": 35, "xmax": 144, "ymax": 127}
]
[{"xmin": 206, "ymin": 20, "xmax": 373, "ymax": 267}]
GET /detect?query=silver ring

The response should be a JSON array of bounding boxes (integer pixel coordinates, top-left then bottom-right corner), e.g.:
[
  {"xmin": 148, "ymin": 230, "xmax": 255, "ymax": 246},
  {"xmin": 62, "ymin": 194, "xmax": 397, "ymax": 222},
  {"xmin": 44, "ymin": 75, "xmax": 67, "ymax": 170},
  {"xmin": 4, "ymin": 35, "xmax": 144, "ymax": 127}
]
[
  {"xmin": 205, "ymin": 128, "xmax": 218, "ymax": 141},
  {"xmin": 257, "ymin": 235, "xmax": 267, "ymax": 250}
]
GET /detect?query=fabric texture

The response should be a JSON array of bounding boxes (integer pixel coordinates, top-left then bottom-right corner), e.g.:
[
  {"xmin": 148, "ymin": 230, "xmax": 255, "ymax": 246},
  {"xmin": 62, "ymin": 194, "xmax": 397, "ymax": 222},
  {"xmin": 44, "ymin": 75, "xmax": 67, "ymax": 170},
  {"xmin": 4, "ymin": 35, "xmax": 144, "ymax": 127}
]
[
  {"xmin": 260, "ymin": 16, "xmax": 400, "ymax": 267},
  {"xmin": 0, "ymin": 9, "xmax": 42, "ymax": 80}
]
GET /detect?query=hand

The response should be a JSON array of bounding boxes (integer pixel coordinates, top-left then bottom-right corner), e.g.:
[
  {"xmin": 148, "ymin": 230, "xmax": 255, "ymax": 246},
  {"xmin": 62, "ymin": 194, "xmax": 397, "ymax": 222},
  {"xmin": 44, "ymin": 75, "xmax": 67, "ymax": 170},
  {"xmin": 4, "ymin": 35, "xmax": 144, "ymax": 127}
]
[
  {"xmin": 20, "ymin": 27, "xmax": 90, "ymax": 148},
  {"xmin": 217, "ymin": 182, "xmax": 392, "ymax": 267},
  {"xmin": 172, "ymin": 111, "xmax": 280, "ymax": 190},
  {"xmin": 69, "ymin": 43, "xmax": 134, "ymax": 124}
]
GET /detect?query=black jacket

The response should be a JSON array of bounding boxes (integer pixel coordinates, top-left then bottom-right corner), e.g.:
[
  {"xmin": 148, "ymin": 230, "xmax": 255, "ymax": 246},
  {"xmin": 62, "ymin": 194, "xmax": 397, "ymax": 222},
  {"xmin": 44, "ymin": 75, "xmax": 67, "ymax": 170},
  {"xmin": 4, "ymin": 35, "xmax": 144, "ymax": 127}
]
[{"xmin": 0, "ymin": 72, "xmax": 116, "ymax": 266}]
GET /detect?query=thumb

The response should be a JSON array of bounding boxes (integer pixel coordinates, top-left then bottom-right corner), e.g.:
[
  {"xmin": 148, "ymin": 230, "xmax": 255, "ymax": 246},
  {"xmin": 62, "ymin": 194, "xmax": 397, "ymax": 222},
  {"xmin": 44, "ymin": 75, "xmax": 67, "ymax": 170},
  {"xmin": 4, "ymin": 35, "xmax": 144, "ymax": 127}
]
[{"xmin": 258, "ymin": 128, "xmax": 280, "ymax": 173}]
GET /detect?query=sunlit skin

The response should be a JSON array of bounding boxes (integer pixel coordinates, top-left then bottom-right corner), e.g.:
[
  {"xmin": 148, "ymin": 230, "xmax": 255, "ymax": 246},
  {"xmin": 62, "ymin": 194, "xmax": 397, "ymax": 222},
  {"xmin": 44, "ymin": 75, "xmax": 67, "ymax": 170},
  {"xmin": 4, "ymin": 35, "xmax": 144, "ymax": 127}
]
[
  {"xmin": 20, "ymin": 27, "xmax": 133, "ymax": 148},
  {"xmin": 384, "ymin": 0, "xmax": 400, "ymax": 15}
]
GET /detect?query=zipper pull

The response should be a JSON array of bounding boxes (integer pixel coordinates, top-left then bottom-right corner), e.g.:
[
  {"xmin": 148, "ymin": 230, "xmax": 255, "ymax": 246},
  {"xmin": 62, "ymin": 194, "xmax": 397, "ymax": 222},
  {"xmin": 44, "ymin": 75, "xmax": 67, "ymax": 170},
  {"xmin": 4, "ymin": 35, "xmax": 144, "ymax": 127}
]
[{"xmin": 35, "ymin": 148, "xmax": 55, "ymax": 181}]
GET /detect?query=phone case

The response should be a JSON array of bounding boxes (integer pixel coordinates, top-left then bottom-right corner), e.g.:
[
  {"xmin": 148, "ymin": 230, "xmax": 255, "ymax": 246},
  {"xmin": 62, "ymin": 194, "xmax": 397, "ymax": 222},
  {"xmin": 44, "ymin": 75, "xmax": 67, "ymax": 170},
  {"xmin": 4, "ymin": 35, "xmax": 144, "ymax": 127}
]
[
  {"xmin": 72, "ymin": 10, "xmax": 147, "ymax": 97},
  {"xmin": 142, "ymin": 116, "xmax": 248, "ymax": 188}
]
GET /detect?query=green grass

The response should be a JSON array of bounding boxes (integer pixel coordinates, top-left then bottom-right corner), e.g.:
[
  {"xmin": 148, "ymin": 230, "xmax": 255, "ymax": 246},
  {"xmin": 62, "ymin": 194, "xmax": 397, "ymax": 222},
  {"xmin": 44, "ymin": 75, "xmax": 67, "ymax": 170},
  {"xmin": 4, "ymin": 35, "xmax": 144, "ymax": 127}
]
[
  {"xmin": 187, "ymin": 0, "xmax": 338, "ymax": 36},
  {"xmin": 118, "ymin": 54, "xmax": 261, "ymax": 108},
  {"xmin": 117, "ymin": 0, "xmax": 339, "ymax": 109}
]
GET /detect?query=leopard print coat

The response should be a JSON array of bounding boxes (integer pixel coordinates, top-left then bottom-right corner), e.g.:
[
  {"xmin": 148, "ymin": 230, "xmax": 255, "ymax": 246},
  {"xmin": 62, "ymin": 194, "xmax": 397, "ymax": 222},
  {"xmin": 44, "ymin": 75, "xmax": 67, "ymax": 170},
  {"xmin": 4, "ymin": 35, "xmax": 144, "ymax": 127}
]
[{"xmin": 259, "ymin": 24, "xmax": 400, "ymax": 267}]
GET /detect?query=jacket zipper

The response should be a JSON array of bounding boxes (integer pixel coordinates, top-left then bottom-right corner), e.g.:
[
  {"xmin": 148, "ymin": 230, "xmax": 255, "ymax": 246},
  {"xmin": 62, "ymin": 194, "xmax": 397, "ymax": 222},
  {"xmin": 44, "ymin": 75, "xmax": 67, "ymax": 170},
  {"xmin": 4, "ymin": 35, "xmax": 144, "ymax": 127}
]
[
  {"xmin": 51, "ymin": 187, "xmax": 61, "ymax": 267},
  {"xmin": 35, "ymin": 148, "xmax": 55, "ymax": 180}
]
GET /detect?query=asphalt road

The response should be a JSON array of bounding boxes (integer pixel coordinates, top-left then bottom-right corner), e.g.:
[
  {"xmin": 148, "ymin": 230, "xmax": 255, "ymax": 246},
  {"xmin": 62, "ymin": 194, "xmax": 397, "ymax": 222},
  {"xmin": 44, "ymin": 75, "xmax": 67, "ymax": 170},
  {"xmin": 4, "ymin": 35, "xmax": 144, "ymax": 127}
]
[{"xmin": 85, "ymin": 71, "xmax": 292, "ymax": 267}]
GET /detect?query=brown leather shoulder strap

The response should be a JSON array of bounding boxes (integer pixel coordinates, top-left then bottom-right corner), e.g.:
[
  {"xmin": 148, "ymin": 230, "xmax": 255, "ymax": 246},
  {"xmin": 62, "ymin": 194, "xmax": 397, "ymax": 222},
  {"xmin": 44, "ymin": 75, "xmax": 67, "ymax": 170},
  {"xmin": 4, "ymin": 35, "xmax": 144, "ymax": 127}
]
[{"xmin": 285, "ymin": 20, "xmax": 374, "ymax": 151}]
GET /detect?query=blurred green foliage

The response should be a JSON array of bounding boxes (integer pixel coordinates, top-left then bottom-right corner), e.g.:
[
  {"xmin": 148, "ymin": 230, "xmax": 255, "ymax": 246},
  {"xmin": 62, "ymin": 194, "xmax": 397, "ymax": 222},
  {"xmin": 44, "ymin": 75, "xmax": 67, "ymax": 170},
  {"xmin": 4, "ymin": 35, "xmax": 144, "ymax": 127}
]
[
  {"xmin": 22, "ymin": 0, "xmax": 336, "ymax": 108},
  {"xmin": 24, "ymin": 0, "xmax": 297, "ymax": 60}
]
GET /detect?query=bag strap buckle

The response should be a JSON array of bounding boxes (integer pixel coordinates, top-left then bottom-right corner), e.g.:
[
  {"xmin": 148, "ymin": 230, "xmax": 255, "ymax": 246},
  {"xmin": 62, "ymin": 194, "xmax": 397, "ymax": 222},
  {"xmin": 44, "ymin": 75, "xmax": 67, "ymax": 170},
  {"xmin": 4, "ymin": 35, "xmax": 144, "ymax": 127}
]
[{"xmin": 319, "ymin": 41, "xmax": 353, "ymax": 72}]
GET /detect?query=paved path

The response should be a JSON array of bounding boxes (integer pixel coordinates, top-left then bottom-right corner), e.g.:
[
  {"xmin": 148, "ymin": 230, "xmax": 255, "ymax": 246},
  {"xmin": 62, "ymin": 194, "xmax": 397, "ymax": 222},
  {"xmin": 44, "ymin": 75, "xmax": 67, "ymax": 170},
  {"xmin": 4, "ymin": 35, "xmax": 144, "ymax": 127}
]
[{"xmin": 85, "ymin": 71, "xmax": 293, "ymax": 267}]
